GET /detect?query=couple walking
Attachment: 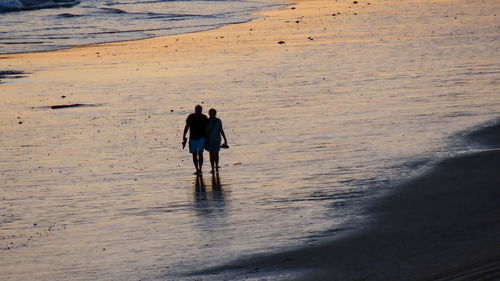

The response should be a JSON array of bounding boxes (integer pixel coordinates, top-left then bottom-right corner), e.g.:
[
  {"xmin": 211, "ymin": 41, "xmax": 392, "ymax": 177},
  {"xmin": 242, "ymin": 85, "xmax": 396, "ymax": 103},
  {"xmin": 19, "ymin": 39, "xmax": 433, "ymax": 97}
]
[{"xmin": 182, "ymin": 105, "xmax": 228, "ymax": 174}]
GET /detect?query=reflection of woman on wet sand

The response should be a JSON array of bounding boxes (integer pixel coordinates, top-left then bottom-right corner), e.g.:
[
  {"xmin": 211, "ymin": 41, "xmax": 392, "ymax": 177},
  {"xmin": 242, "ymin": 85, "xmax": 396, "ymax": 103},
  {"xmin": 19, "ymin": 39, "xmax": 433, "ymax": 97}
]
[{"xmin": 205, "ymin": 108, "xmax": 228, "ymax": 173}]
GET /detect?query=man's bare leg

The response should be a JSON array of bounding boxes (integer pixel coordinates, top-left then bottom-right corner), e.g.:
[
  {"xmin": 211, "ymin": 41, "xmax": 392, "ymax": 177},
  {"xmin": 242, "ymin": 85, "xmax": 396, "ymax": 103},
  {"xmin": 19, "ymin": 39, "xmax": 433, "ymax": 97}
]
[
  {"xmin": 192, "ymin": 153, "xmax": 199, "ymax": 174},
  {"xmin": 197, "ymin": 151, "xmax": 203, "ymax": 174}
]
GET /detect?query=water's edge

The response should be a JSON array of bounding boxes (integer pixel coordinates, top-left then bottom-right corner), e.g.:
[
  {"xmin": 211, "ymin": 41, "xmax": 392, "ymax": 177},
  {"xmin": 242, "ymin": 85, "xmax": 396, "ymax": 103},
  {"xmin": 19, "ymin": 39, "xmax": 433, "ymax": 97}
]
[{"xmin": 0, "ymin": 0, "xmax": 291, "ymax": 55}]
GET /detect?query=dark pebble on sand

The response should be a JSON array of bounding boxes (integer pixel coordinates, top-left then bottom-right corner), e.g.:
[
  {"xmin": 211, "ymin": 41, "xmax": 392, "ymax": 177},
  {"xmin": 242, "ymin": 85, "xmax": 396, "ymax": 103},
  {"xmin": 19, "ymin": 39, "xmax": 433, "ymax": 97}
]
[
  {"xmin": 278, "ymin": 41, "xmax": 286, "ymax": 44},
  {"xmin": 353, "ymin": 1, "xmax": 358, "ymax": 4},
  {"xmin": 18, "ymin": 121, "xmax": 23, "ymax": 124},
  {"xmin": 61, "ymin": 95, "xmax": 66, "ymax": 98},
  {"xmin": 291, "ymin": 6, "xmax": 296, "ymax": 9}
]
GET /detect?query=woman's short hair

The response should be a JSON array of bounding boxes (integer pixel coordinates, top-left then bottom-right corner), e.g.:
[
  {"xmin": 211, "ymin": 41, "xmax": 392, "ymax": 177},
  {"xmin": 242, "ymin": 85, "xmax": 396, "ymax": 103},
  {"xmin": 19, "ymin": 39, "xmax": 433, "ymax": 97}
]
[{"xmin": 209, "ymin": 108, "xmax": 217, "ymax": 116}]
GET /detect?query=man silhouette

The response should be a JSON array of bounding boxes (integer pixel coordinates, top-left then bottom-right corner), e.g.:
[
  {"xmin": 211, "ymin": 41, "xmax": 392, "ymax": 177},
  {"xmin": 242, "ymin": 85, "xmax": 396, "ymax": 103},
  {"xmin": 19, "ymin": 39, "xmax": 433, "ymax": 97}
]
[{"xmin": 183, "ymin": 105, "xmax": 208, "ymax": 174}]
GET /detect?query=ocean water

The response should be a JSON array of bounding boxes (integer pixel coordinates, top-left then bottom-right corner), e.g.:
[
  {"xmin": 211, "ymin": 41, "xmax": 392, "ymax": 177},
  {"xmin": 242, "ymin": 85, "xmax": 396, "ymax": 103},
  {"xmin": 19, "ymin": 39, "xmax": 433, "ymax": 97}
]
[
  {"xmin": 0, "ymin": 0, "xmax": 284, "ymax": 54},
  {"xmin": 1, "ymin": 0, "xmax": 500, "ymax": 280}
]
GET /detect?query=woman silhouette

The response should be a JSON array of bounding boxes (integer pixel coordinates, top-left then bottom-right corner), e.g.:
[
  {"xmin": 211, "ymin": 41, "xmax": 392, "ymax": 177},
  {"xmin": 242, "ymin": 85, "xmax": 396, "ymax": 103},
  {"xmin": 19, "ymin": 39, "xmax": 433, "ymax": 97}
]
[{"xmin": 205, "ymin": 108, "xmax": 228, "ymax": 173}]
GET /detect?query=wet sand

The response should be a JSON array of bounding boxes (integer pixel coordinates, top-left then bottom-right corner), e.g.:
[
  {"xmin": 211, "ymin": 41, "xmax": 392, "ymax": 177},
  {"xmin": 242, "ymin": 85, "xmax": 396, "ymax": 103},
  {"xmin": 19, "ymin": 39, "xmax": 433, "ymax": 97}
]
[
  {"xmin": 297, "ymin": 122, "xmax": 500, "ymax": 280},
  {"xmin": 194, "ymin": 121, "xmax": 500, "ymax": 280},
  {"xmin": 309, "ymin": 123, "xmax": 500, "ymax": 280}
]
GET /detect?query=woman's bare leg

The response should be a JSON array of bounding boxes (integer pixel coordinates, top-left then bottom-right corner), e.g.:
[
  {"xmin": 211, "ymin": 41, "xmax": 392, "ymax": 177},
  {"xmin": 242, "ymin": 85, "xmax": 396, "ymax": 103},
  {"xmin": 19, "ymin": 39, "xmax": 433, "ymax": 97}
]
[
  {"xmin": 215, "ymin": 151, "xmax": 220, "ymax": 172},
  {"xmin": 209, "ymin": 151, "xmax": 216, "ymax": 173}
]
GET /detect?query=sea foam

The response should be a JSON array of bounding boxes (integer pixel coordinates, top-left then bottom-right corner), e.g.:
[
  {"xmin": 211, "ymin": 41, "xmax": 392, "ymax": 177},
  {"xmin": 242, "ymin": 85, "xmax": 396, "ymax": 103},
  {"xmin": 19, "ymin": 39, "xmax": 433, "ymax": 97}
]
[
  {"xmin": 0, "ymin": 0, "xmax": 23, "ymax": 11},
  {"xmin": 0, "ymin": 0, "xmax": 79, "ymax": 12}
]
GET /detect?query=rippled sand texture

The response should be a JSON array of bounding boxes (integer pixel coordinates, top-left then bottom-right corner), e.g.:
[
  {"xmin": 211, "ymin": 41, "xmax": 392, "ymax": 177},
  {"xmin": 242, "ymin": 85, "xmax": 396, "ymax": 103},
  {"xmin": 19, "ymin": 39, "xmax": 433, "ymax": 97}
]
[{"xmin": 1, "ymin": 0, "xmax": 499, "ymax": 280}]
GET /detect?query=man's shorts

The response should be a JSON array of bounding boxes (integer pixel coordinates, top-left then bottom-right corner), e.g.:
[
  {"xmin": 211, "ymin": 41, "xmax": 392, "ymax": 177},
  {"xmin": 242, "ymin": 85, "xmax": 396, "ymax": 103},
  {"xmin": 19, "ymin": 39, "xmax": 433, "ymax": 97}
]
[{"xmin": 189, "ymin": 138, "xmax": 205, "ymax": 153}]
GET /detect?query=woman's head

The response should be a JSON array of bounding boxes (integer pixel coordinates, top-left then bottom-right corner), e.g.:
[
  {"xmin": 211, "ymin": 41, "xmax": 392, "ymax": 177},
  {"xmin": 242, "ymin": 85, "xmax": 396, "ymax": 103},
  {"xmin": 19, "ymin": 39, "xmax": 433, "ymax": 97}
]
[{"xmin": 209, "ymin": 108, "xmax": 217, "ymax": 117}]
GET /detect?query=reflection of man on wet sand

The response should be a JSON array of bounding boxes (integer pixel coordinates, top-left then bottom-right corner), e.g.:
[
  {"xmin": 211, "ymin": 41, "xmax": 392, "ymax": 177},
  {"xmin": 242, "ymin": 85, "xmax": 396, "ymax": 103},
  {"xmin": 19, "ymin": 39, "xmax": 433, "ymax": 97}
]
[{"xmin": 183, "ymin": 105, "xmax": 208, "ymax": 174}]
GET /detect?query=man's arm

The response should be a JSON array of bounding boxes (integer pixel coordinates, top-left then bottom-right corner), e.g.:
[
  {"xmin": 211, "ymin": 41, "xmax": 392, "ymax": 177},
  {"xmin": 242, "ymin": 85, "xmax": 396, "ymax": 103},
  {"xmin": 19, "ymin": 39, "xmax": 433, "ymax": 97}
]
[
  {"xmin": 182, "ymin": 123, "xmax": 189, "ymax": 149},
  {"xmin": 183, "ymin": 124, "xmax": 189, "ymax": 141}
]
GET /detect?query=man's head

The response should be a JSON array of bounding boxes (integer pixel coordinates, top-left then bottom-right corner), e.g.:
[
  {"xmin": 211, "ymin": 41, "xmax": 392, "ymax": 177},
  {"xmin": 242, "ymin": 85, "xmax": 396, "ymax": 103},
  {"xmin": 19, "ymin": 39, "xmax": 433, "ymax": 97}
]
[
  {"xmin": 209, "ymin": 108, "xmax": 216, "ymax": 117},
  {"xmin": 195, "ymin": 105, "xmax": 202, "ymax": 114}
]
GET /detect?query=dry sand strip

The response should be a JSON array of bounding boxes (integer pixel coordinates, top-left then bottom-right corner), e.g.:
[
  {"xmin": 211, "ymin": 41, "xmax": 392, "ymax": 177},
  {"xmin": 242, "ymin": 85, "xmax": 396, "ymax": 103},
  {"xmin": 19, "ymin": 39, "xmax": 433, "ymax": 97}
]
[{"xmin": 189, "ymin": 122, "xmax": 500, "ymax": 280}]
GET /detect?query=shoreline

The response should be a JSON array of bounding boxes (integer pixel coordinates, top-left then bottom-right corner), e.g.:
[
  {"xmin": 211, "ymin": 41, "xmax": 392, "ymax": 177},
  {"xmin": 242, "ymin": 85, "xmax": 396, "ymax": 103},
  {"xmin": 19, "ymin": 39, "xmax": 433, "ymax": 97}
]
[
  {"xmin": 0, "ymin": 0, "xmax": 308, "ymax": 87},
  {"xmin": 0, "ymin": 11, "xmax": 281, "ymax": 57},
  {"xmin": 191, "ymin": 120, "xmax": 500, "ymax": 280},
  {"xmin": 0, "ymin": 0, "xmax": 289, "ymax": 56},
  {"xmin": 0, "ymin": 0, "xmax": 285, "ymax": 58}
]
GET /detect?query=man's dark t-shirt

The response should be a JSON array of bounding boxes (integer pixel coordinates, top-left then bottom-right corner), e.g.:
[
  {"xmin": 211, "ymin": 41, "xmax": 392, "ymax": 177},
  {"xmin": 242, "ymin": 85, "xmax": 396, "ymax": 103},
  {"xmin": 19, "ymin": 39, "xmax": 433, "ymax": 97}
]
[{"xmin": 186, "ymin": 113, "xmax": 208, "ymax": 140}]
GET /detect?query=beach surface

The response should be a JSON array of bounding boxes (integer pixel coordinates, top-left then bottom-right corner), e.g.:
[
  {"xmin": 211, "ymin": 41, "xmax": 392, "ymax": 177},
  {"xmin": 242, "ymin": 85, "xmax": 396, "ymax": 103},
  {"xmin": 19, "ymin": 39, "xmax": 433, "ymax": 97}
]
[{"xmin": 1, "ymin": 0, "xmax": 499, "ymax": 280}]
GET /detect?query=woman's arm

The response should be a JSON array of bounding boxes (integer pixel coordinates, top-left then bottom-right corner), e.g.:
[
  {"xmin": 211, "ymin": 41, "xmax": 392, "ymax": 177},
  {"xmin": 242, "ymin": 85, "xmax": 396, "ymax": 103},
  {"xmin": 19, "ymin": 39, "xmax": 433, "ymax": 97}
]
[{"xmin": 219, "ymin": 120, "xmax": 227, "ymax": 144}]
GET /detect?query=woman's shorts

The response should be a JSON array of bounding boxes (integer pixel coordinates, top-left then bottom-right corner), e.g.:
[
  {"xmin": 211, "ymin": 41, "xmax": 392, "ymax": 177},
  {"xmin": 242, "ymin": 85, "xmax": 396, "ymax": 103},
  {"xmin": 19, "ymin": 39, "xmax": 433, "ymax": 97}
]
[{"xmin": 189, "ymin": 138, "xmax": 205, "ymax": 153}]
